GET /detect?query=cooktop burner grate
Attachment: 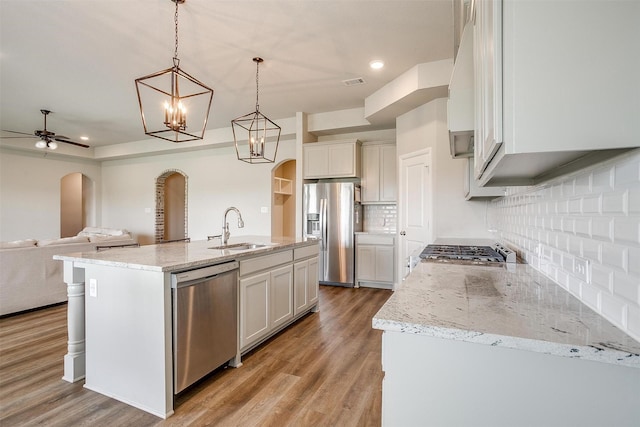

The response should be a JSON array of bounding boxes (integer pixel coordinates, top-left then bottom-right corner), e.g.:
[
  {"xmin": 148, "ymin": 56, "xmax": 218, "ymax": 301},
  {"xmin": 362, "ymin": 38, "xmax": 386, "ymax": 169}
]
[{"xmin": 419, "ymin": 245, "xmax": 505, "ymax": 263}]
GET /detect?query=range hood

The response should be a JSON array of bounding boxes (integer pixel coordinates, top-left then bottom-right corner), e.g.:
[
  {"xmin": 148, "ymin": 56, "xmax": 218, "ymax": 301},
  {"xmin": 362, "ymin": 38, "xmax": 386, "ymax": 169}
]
[{"xmin": 447, "ymin": 23, "xmax": 474, "ymax": 159}]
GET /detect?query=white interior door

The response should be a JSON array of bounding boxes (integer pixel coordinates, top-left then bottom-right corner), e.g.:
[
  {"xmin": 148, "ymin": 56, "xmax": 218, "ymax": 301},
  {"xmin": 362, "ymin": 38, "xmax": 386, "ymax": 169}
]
[{"xmin": 397, "ymin": 149, "xmax": 433, "ymax": 281}]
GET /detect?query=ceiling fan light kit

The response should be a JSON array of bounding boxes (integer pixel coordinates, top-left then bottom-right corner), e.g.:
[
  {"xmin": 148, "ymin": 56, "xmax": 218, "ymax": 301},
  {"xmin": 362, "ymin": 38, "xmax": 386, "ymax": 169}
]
[
  {"xmin": 1, "ymin": 109, "xmax": 89, "ymax": 150},
  {"xmin": 135, "ymin": 0, "xmax": 214, "ymax": 143},
  {"xmin": 232, "ymin": 57, "xmax": 281, "ymax": 164}
]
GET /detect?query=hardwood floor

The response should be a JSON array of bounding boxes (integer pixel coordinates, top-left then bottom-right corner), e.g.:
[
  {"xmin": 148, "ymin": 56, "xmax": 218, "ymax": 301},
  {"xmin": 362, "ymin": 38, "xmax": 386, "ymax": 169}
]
[{"xmin": 0, "ymin": 285, "xmax": 391, "ymax": 426}]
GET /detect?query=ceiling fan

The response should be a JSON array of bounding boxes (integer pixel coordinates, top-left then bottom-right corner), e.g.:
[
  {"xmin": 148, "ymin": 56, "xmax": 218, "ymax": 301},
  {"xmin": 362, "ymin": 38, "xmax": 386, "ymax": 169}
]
[{"xmin": 1, "ymin": 109, "xmax": 90, "ymax": 149}]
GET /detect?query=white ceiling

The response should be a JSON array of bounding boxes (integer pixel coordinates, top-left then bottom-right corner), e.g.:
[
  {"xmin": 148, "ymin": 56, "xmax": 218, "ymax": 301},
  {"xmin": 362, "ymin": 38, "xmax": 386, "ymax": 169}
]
[{"xmin": 0, "ymin": 0, "xmax": 453, "ymax": 151}]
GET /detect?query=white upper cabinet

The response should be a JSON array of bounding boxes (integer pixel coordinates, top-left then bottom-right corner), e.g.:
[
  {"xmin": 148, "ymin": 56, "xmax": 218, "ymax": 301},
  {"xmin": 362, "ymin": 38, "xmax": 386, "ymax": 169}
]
[
  {"xmin": 303, "ymin": 140, "xmax": 362, "ymax": 179},
  {"xmin": 473, "ymin": 0, "xmax": 640, "ymax": 186},
  {"xmin": 361, "ymin": 142, "xmax": 396, "ymax": 204}
]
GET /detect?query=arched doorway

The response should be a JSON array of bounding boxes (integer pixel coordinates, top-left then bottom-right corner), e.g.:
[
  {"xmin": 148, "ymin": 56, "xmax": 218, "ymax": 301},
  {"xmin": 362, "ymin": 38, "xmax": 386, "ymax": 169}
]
[
  {"xmin": 155, "ymin": 169, "xmax": 188, "ymax": 243},
  {"xmin": 60, "ymin": 172, "xmax": 93, "ymax": 237}
]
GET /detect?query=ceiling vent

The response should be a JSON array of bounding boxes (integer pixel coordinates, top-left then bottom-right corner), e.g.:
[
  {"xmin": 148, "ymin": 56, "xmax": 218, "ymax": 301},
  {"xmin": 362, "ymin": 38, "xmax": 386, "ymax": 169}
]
[{"xmin": 342, "ymin": 77, "xmax": 366, "ymax": 86}]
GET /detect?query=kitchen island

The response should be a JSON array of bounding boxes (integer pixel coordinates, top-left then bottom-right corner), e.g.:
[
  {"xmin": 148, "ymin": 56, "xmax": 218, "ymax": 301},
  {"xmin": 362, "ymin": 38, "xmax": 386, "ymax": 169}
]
[
  {"xmin": 373, "ymin": 261, "xmax": 640, "ymax": 427},
  {"xmin": 54, "ymin": 236, "xmax": 319, "ymax": 418}
]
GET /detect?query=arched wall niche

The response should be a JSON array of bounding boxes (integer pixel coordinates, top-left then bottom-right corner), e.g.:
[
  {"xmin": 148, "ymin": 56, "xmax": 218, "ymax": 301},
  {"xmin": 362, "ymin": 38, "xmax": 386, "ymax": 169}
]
[
  {"xmin": 155, "ymin": 169, "xmax": 188, "ymax": 243},
  {"xmin": 271, "ymin": 159, "xmax": 296, "ymax": 239}
]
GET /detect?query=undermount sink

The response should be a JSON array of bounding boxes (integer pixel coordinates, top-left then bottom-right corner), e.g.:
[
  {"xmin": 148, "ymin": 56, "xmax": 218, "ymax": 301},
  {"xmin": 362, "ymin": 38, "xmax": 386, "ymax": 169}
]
[{"xmin": 208, "ymin": 242, "xmax": 268, "ymax": 251}]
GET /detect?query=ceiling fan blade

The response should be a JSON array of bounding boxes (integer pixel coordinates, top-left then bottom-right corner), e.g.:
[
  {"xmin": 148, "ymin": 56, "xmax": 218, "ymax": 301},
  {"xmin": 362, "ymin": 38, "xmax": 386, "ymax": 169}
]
[
  {"xmin": 1, "ymin": 129, "xmax": 35, "ymax": 136},
  {"xmin": 54, "ymin": 137, "xmax": 90, "ymax": 148},
  {"xmin": 0, "ymin": 136, "xmax": 37, "ymax": 139}
]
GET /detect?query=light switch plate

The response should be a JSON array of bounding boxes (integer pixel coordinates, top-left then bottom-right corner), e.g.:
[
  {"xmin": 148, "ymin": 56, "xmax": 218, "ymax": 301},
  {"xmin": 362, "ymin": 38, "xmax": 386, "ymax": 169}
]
[{"xmin": 261, "ymin": 206, "xmax": 269, "ymax": 214}]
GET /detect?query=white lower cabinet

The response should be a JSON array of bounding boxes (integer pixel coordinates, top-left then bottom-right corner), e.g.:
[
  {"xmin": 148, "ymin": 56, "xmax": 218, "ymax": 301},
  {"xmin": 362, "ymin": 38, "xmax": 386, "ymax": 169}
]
[
  {"xmin": 356, "ymin": 234, "xmax": 395, "ymax": 289},
  {"xmin": 239, "ymin": 245, "xmax": 319, "ymax": 353},
  {"xmin": 239, "ymin": 272, "xmax": 270, "ymax": 349},
  {"xmin": 269, "ymin": 264, "xmax": 294, "ymax": 330},
  {"xmin": 293, "ymin": 256, "xmax": 319, "ymax": 316}
]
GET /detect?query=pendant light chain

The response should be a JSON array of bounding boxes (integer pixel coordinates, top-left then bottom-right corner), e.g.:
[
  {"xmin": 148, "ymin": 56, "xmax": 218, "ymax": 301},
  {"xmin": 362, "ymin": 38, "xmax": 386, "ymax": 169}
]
[
  {"xmin": 173, "ymin": 0, "xmax": 180, "ymax": 60},
  {"xmin": 255, "ymin": 59, "xmax": 260, "ymax": 112}
]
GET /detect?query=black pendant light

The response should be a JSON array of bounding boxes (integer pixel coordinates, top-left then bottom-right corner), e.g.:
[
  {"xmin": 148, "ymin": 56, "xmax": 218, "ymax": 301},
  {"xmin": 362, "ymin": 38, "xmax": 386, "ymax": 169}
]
[
  {"xmin": 232, "ymin": 57, "xmax": 281, "ymax": 163},
  {"xmin": 135, "ymin": 0, "xmax": 214, "ymax": 143}
]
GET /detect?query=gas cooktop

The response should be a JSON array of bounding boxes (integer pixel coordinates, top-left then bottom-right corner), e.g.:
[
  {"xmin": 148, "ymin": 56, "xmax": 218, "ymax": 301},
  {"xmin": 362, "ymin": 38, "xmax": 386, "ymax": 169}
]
[{"xmin": 419, "ymin": 243, "xmax": 516, "ymax": 265}]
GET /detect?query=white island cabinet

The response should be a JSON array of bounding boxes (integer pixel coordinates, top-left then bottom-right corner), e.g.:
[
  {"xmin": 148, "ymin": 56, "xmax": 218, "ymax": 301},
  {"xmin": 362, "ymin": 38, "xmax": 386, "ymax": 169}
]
[
  {"xmin": 473, "ymin": 0, "xmax": 640, "ymax": 186},
  {"xmin": 54, "ymin": 237, "xmax": 319, "ymax": 419},
  {"xmin": 374, "ymin": 261, "xmax": 640, "ymax": 426},
  {"xmin": 239, "ymin": 250, "xmax": 294, "ymax": 351}
]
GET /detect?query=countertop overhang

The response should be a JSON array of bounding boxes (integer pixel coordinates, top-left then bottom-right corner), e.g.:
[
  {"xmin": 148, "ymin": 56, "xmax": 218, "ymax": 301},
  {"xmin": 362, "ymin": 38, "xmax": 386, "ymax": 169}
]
[
  {"xmin": 373, "ymin": 260, "xmax": 640, "ymax": 368},
  {"xmin": 53, "ymin": 236, "xmax": 318, "ymax": 273}
]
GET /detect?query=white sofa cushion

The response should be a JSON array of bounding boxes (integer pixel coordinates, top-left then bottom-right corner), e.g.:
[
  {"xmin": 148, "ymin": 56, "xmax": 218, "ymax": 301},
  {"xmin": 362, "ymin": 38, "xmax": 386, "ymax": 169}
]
[
  {"xmin": 78, "ymin": 227, "xmax": 128, "ymax": 237},
  {"xmin": 88, "ymin": 233, "xmax": 132, "ymax": 243},
  {"xmin": 37, "ymin": 236, "xmax": 90, "ymax": 247},
  {"xmin": 0, "ymin": 239, "xmax": 38, "ymax": 249}
]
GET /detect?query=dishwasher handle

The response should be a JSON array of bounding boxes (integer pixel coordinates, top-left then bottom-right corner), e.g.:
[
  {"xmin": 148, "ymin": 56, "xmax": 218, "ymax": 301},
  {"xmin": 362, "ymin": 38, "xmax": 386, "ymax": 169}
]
[{"xmin": 171, "ymin": 261, "xmax": 239, "ymax": 288}]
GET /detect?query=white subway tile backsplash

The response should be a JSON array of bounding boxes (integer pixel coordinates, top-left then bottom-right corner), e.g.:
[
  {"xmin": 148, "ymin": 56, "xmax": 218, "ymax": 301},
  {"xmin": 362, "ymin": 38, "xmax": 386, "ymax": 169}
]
[
  {"xmin": 629, "ymin": 188, "xmax": 640, "ymax": 214},
  {"xmin": 592, "ymin": 167, "xmax": 614, "ymax": 193},
  {"xmin": 574, "ymin": 218, "xmax": 590, "ymax": 237},
  {"xmin": 491, "ymin": 149, "xmax": 640, "ymax": 342},
  {"xmin": 591, "ymin": 263, "xmax": 612, "ymax": 292},
  {"xmin": 628, "ymin": 247, "xmax": 640, "ymax": 277},
  {"xmin": 363, "ymin": 204, "xmax": 397, "ymax": 233},
  {"xmin": 614, "ymin": 158, "xmax": 640, "ymax": 187},
  {"xmin": 591, "ymin": 217, "xmax": 612, "ymax": 241},
  {"xmin": 628, "ymin": 305, "xmax": 640, "ymax": 338},
  {"xmin": 613, "ymin": 217, "xmax": 640, "ymax": 245},
  {"xmin": 582, "ymin": 195, "xmax": 601, "ymax": 214},
  {"xmin": 601, "ymin": 292, "xmax": 627, "ymax": 329},
  {"xmin": 613, "ymin": 272, "xmax": 640, "ymax": 305},
  {"xmin": 580, "ymin": 282, "xmax": 600, "ymax": 311},
  {"xmin": 602, "ymin": 190, "xmax": 626, "ymax": 214},
  {"xmin": 601, "ymin": 243, "xmax": 627, "ymax": 272}
]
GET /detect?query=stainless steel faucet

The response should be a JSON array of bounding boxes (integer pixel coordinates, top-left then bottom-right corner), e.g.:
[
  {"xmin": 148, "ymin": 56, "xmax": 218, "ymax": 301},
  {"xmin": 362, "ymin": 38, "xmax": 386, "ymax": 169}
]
[{"xmin": 222, "ymin": 207, "xmax": 244, "ymax": 245}]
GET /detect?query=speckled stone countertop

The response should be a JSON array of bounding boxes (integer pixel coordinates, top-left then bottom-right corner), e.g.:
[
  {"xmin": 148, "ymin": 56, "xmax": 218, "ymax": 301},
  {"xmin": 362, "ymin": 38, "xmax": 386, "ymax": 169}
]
[
  {"xmin": 54, "ymin": 235, "xmax": 317, "ymax": 273},
  {"xmin": 373, "ymin": 261, "xmax": 640, "ymax": 368}
]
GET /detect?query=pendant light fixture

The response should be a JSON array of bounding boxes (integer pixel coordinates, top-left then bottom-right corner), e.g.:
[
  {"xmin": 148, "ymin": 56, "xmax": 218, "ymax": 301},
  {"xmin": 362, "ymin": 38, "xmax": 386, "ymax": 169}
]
[
  {"xmin": 135, "ymin": 0, "xmax": 214, "ymax": 143},
  {"xmin": 232, "ymin": 57, "xmax": 281, "ymax": 163}
]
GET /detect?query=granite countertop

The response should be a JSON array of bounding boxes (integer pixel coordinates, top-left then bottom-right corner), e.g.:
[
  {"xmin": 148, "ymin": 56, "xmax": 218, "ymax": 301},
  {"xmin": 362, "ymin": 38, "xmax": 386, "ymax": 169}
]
[
  {"xmin": 373, "ymin": 260, "xmax": 640, "ymax": 368},
  {"xmin": 53, "ymin": 235, "xmax": 317, "ymax": 273}
]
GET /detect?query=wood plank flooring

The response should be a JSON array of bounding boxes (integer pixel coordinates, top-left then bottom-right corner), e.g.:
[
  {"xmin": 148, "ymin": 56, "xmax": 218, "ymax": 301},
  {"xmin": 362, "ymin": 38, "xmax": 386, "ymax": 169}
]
[{"xmin": 0, "ymin": 285, "xmax": 391, "ymax": 426}]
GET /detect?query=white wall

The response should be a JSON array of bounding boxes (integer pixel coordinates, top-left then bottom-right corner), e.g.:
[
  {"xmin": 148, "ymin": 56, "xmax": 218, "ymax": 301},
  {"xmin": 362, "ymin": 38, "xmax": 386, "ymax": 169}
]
[
  {"xmin": 100, "ymin": 138, "xmax": 297, "ymax": 245},
  {"xmin": 396, "ymin": 98, "xmax": 493, "ymax": 240},
  {"xmin": 0, "ymin": 148, "xmax": 102, "ymax": 241},
  {"xmin": 490, "ymin": 149, "xmax": 640, "ymax": 341}
]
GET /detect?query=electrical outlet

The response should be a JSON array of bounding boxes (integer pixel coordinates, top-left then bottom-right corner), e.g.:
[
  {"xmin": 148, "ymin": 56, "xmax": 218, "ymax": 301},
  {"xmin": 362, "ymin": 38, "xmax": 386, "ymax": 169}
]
[{"xmin": 574, "ymin": 257, "xmax": 590, "ymax": 283}]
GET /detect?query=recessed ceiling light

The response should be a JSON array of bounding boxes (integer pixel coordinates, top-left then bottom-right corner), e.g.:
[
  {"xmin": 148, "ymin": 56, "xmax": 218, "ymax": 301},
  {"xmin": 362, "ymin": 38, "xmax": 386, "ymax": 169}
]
[
  {"xmin": 369, "ymin": 60, "xmax": 384, "ymax": 70},
  {"xmin": 80, "ymin": 136, "xmax": 89, "ymax": 141}
]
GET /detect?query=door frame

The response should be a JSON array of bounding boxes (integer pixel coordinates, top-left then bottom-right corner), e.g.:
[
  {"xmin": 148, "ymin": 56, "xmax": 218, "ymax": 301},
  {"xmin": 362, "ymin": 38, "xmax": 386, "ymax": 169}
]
[{"xmin": 397, "ymin": 148, "xmax": 433, "ymax": 284}]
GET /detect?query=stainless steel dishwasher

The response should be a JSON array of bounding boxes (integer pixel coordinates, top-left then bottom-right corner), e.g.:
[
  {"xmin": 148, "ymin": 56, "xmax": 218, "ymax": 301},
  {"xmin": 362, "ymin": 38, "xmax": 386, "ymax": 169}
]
[{"xmin": 171, "ymin": 260, "xmax": 238, "ymax": 394}]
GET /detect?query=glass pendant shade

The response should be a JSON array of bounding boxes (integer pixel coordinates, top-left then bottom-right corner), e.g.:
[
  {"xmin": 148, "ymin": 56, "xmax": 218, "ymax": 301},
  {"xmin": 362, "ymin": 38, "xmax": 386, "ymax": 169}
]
[
  {"xmin": 135, "ymin": 60, "xmax": 214, "ymax": 143},
  {"xmin": 232, "ymin": 57, "xmax": 281, "ymax": 163}
]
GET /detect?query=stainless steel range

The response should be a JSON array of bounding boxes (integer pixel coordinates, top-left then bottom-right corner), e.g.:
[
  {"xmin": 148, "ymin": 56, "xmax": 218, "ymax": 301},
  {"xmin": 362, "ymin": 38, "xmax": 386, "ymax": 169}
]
[{"xmin": 419, "ymin": 243, "xmax": 516, "ymax": 266}]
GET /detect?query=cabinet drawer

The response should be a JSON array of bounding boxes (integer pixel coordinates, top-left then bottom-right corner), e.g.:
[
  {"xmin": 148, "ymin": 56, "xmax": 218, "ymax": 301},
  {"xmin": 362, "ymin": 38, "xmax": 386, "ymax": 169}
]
[
  {"xmin": 357, "ymin": 234, "xmax": 395, "ymax": 246},
  {"xmin": 294, "ymin": 244, "xmax": 319, "ymax": 260},
  {"xmin": 240, "ymin": 250, "xmax": 293, "ymax": 277}
]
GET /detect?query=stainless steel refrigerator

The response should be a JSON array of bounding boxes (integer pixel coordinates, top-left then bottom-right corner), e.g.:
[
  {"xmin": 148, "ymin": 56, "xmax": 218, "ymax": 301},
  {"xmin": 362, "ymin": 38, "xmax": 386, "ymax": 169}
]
[{"xmin": 303, "ymin": 181, "xmax": 362, "ymax": 287}]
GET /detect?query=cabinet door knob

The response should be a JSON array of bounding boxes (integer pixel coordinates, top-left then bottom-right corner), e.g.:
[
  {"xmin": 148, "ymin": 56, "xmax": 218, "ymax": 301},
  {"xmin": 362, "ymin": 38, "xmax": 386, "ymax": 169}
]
[{"xmin": 400, "ymin": 231, "xmax": 406, "ymax": 236}]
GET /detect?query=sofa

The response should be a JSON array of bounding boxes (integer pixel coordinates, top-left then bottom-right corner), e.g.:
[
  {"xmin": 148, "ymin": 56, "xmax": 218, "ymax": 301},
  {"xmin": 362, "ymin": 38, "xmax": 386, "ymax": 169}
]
[{"xmin": 0, "ymin": 227, "xmax": 136, "ymax": 316}]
